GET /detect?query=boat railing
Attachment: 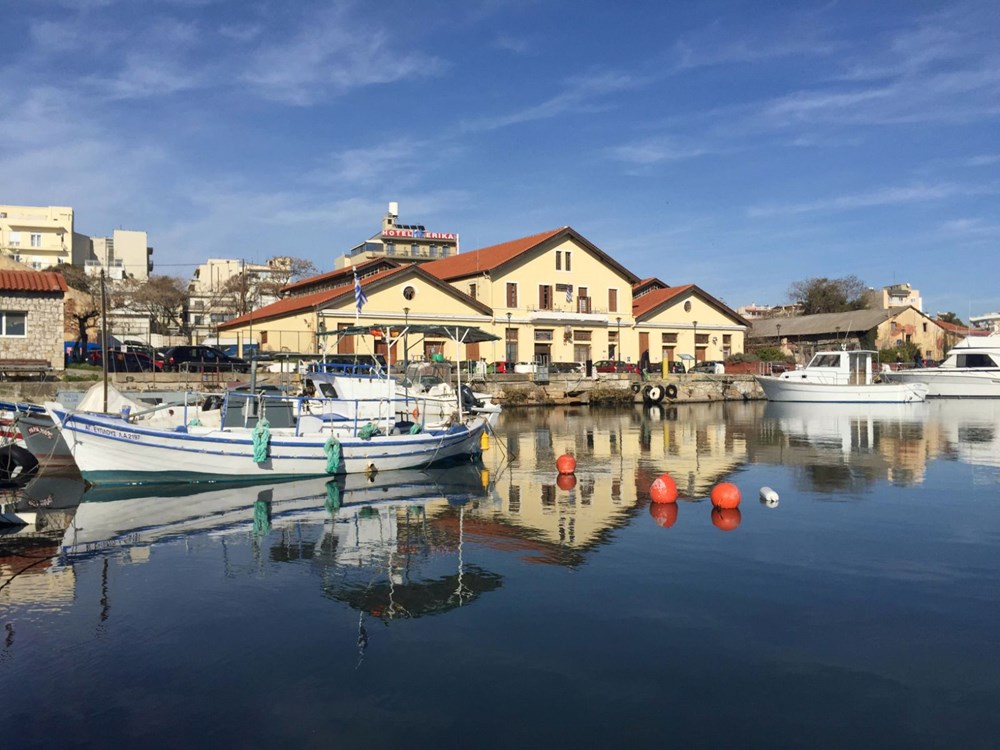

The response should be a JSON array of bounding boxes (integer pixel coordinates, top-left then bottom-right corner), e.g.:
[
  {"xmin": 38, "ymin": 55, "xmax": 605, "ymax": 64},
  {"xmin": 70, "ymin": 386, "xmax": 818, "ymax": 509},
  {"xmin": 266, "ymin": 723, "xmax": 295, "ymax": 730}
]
[
  {"xmin": 308, "ymin": 361, "xmax": 384, "ymax": 377},
  {"xmin": 220, "ymin": 391, "xmax": 454, "ymax": 437}
]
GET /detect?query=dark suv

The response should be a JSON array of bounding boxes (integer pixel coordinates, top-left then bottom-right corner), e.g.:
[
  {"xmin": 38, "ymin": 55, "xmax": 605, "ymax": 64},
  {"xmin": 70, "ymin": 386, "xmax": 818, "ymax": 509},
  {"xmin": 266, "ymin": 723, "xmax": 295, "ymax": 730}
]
[{"xmin": 160, "ymin": 345, "xmax": 250, "ymax": 373}]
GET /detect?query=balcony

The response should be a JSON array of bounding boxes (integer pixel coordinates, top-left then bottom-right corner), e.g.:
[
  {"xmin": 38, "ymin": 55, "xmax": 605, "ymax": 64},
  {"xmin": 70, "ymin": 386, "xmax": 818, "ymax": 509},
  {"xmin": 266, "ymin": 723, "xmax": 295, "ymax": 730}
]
[{"xmin": 522, "ymin": 303, "xmax": 617, "ymax": 325}]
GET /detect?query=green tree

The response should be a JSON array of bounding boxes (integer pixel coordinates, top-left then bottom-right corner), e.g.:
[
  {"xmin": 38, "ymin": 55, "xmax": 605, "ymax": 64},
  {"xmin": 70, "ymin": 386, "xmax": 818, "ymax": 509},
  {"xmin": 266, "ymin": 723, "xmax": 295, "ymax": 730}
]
[
  {"xmin": 937, "ymin": 311, "xmax": 965, "ymax": 326},
  {"xmin": 788, "ymin": 276, "xmax": 870, "ymax": 315}
]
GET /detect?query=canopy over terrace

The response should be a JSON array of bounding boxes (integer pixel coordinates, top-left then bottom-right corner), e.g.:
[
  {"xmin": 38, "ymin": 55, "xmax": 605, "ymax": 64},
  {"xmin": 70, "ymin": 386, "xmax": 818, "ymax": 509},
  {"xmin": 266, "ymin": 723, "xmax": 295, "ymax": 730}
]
[{"xmin": 319, "ymin": 323, "xmax": 500, "ymax": 345}]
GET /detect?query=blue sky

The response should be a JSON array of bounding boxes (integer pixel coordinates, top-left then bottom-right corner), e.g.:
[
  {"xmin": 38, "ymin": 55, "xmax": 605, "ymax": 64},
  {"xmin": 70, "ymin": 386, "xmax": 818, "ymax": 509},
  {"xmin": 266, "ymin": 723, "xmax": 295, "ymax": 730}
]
[{"xmin": 4, "ymin": 0, "xmax": 999, "ymax": 317}]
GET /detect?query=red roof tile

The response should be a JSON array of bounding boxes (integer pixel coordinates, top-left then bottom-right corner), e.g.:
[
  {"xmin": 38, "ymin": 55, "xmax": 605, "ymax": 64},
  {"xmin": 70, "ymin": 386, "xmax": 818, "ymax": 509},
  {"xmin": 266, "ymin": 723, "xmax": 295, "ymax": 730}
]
[
  {"xmin": 280, "ymin": 258, "xmax": 397, "ymax": 295},
  {"xmin": 632, "ymin": 285, "xmax": 693, "ymax": 318},
  {"xmin": 936, "ymin": 319, "xmax": 990, "ymax": 336},
  {"xmin": 422, "ymin": 228, "xmax": 568, "ymax": 280},
  {"xmin": 220, "ymin": 266, "xmax": 412, "ymax": 329},
  {"xmin": 0, "ymin": 270, "xmax": 68, "ymax": 293}
]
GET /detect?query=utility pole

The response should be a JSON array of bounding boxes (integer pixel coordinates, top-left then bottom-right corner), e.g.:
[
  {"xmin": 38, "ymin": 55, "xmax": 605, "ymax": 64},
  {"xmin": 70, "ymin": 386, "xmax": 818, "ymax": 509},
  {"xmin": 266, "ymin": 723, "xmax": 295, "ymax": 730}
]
[{"xmin": 100, "ymin": 270, "xmax": 109, "ymax": 412}]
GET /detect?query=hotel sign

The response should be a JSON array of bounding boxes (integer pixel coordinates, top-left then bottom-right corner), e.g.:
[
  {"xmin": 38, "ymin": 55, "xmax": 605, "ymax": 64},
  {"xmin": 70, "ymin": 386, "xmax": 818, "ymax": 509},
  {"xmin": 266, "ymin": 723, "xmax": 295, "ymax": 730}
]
[{"xmin": 382, "ymin": 229, "xmax": 458, "ymax": 241}]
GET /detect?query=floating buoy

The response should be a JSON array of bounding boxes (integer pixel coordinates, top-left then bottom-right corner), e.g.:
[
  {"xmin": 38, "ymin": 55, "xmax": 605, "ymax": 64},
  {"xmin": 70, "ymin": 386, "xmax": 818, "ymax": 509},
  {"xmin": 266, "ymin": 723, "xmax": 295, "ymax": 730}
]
[
  {"xmin": 556, "ymin": 454, "xmax": 576, "ymax": 474},
  {"xmin": 711, "ymin": 507, "xmax": 741, "ymax": 531},
  {"xmin": 759, "ymin": 486, "xmax": 779, "ymax": 508},
  {"xmin": 649, "ymin": 502, "xmax": 678, "ymax": 528},
  {"xmin": 481, "ymin": 468, "xmax": 490, "ymax": 489},
  {"xmin": 650, "ymin": 473, "xmax": 678, "ymax": 504},
  {"xmin": 480, "ymin": 431, "xmax": 490, "ymax": 451},
  {"xmin": 557, "ymin": 473, "xmax": 577, "ymax": 491},
  {"xmin": 710, "ymin": 482, "xmax": 741, "ymax": 509}
]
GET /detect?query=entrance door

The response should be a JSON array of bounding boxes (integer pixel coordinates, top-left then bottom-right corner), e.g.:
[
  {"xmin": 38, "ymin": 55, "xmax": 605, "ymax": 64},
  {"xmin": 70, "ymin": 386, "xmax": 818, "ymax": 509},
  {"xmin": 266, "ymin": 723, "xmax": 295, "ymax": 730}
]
[
  {"xmin": 533, "ymin": 343, "xmax": 551, "ymax": 365},
  {"xmin": 574, "ymin": 344, "xmax": 591, "ymax": 364}
]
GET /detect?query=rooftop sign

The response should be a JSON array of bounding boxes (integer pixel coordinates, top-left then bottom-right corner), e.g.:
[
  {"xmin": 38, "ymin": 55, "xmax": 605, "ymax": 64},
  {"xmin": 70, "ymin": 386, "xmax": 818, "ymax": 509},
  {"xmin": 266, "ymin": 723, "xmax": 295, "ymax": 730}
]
[{"xmin": 382, "ymin": 229, "xmax": 458, "ymax": 241}]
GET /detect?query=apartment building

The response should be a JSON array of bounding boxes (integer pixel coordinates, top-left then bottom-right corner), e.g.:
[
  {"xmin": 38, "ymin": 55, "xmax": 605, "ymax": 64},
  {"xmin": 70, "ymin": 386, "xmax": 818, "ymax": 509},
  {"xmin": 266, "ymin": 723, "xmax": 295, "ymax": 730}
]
[
  {"xmin": 0, "ymin": 204, "xmax": 75, "ymax": 269},
  {"xmin": 187, "ymin": 257, "xmax": 292, "ymax": 341},
  {"xmin": 75, "ymin": 229, "xmax": 154, "ymax": 280}
]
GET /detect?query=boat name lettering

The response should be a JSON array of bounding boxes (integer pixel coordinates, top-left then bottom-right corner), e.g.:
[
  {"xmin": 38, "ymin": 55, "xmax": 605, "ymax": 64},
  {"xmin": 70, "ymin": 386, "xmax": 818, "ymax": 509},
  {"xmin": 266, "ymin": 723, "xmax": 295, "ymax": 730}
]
[
  {"xmin": 26, "ymin": 425, "xmax": 54, "ymax": 439},
  {"xmin": 89, "ymin": 424, "xmax": 141, "ymax": 441}
]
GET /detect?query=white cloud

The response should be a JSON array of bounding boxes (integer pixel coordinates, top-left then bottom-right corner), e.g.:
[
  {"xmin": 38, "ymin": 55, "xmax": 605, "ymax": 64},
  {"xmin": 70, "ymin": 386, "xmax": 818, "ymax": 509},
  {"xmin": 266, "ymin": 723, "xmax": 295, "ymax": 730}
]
[{"xmin": 748, "ymin": 183, "xmax": 995, "ymax": 218}]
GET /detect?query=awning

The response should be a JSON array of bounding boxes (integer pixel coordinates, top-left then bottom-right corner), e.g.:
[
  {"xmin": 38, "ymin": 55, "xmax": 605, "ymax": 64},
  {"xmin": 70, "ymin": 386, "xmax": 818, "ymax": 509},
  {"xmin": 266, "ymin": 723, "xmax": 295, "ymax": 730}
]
[{"xmin": 318, "ymin": 323, "xmax": 500, "ymax": 344}]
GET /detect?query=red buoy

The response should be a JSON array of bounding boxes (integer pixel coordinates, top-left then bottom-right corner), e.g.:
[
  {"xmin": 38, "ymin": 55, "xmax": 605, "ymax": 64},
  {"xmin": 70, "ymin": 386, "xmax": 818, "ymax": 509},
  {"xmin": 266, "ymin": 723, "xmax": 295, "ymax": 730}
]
[
  {"xmin": 556, "ymin": 473, "xmax": 577, "ymax": 491},
  {"xmin": 556, "ymin": 454, "xmax": 576, "ymax": 474},
  {"xmin": 711, "ymin": 507, "xmax": 741, "ymax": 531},
  {"xmin": 710, "ymin": 482, "xmax": 741, "ymax": 508},
  {"xmin": 649, "ymin": 473, "xmax": 678, "ymax": 504},
  {"xmin": 649, "ymin": 502, "xmax": 678, "ymax": 528}
]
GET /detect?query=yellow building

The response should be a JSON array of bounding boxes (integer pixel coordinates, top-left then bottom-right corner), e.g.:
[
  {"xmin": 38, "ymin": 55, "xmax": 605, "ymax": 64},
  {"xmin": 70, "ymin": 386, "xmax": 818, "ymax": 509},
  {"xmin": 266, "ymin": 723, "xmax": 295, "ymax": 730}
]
[
  {"xmin": 218, "ymin": 225, "xmax": 747, "ymax": 366},
  {"xmin": 0, "ymin": 204, "xmax": 75, "ymax": 269},
  {"xmin": 633, "ymin": 279, "xmax": 748, "ymax": 367},
  {"xmin": 335, "ymin": 202, "xmax": 459, "ymax": 269}
]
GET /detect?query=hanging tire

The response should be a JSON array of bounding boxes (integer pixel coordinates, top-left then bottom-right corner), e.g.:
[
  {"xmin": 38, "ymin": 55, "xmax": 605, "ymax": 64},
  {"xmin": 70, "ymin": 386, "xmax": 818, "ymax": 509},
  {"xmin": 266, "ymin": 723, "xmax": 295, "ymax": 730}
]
[
  {"xmin": 630, "ymin": 382, "xmax": 641, "ymax": 394},
  {"xmin": 647, "ymin": 385, "xmax": 665, "ymax": 403},
  {"xmin": 0, "ymin": 444, "xmax": 40, "ymax": 483},
  {"xmin": 641, "ymin": 384, "xmax": 654, "ymax": 403},
  {"xmin": 665, "ymin": 384, "xmax": 679, "ymax": 400}
]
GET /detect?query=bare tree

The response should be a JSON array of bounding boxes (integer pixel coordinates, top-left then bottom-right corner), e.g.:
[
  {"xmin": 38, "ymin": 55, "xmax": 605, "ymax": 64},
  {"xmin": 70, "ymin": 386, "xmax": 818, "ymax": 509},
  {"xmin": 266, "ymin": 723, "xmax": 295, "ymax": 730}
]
[
  {"xmin": 128, "ymin": 275, "xmax": 191, "ymax": 339},
  {"xmin": 788, "ymin": 275, "xmax": 870, "ymax": 315},
  {"xmin": 46, "ymin": 264, "xmax": 101, "ymax": 360}
]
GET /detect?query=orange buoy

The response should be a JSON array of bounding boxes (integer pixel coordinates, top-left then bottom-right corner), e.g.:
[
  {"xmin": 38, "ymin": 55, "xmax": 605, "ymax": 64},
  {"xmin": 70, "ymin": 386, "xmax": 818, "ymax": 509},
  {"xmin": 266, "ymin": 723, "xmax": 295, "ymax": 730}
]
[
  {"xmin": 710, "ymin": 482, "xmax": 741, "ymax": 508},
  {"xmin": 649, "ymin": 473, "xmax": 678, "ymax": 504},
  {"xmin": 556, "ymin": 454, "xmax": 576, "ymax": 474},
  {"xmin": 649, "ymin": 502, "xmax": 678, "ymax": 528},
  {"xmin": 711, "ymin": 507, "xmax": 741, "ymax": 531},
  {"xmin": 556, "ymin": 473, "xmax": 577, "ymax": 491}
]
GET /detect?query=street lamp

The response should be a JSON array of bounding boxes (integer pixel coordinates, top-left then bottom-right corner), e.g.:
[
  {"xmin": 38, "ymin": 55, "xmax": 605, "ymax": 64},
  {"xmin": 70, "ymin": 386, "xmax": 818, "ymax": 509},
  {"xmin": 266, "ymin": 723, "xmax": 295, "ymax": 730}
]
[
  {"xmin": 693, "ymin": 320, "xmax": 698, "ymax": 361},
  {"xmin": 776, "ymin": 323, "xmax": 782, "ymax": 351},
  {"xmin": 506, "ymin": 311, "xmax": 512, "ymax": 362}
]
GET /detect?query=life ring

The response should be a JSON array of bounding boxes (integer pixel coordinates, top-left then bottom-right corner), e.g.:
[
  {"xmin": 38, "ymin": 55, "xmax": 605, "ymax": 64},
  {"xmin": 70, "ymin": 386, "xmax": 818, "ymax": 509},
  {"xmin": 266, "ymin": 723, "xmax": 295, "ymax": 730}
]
[
  {"xmin": 0, "ymin": 444, "xmax": 40, "ymax": 484},
  {"xmin": 665, "ymin": 384, "xmax": 679, "ymax": 400},
  {"xmin": 630, "ymin": 382, "xmax": 641, "ymax": 394},
  {"xmin": 647, "ymin": 385, "xmax": 665, "ymax": 404}
]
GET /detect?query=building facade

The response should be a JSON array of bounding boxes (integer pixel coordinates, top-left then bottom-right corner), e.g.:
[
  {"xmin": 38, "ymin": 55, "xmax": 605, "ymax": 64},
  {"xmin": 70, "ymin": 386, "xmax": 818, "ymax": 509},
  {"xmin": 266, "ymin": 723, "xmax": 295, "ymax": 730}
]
[
  {"xmin": 335, "ymin": 202, "xmax": 459, "ymax": 269},
  {"xmin": 880, "ymin": 283, "xmax": 922, "ymax": 312},
  {"xmin": 187, "ymin": 257, "xmax": 292, "ymax": 342},
  {"xmin": 0, "ymin": 270, "xmax": 68, "ymax": 370},
  {"xmin": 0, "ymin": 205, "xmax": 74, "ymax": 269},
  {"xmin": 76, "ymin": 229, "xmax": 154, "ymax": 280}
]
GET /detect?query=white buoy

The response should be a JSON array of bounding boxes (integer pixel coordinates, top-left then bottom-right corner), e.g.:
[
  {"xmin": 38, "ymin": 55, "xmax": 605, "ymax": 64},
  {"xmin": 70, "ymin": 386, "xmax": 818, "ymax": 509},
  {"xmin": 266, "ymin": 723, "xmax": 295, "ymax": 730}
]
[{"xmin": 759, "ymin": 486, "xmax": 779, "ymax": 508}]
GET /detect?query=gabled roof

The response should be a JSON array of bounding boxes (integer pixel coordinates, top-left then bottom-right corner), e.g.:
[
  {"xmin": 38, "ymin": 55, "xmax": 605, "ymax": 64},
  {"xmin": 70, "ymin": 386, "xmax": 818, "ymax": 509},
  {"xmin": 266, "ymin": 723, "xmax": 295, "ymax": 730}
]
[
  {"xmin": 632, "ymin": 283, "xmax": 748, "ymax": 326},
  {"xmin": 280, "ymin": 257, "xmax": 399, "ymax": 296},
  {"xmin": 935, "ymin": 319, "xmax": 991, "ymax": 336},
  {"xmin": 749, "ymin": 308, "xmax": 907, "ymax": 338},
  {"xmin": 632, "ymin": 277, "xmax": 669, "ymax": 293},
  {"xmin": 0, "ymin": 270, "xmax": 68, "ymax": 293},
  {"xmin": 219, "ymin": 264, "xmax": 491, "ymax": 330},
  {"xmin": 422, "ymin": 226, "xmax": 640, "ymax": 284}
]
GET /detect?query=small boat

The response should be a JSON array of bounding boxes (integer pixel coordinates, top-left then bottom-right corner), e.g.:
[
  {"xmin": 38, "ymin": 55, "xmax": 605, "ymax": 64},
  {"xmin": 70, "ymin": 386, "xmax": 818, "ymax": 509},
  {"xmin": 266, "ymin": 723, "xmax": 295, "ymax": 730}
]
[
  {"xmin": 755, "ymin": 349, "xmax": 928, "ymax": 403},
  {"xmin": 45, "ymin": 388, "xmax": 490, "ymax": 485},
  {"xmin": 882, "ymin": 333, "xmax": 1000, "ymax": 398}
]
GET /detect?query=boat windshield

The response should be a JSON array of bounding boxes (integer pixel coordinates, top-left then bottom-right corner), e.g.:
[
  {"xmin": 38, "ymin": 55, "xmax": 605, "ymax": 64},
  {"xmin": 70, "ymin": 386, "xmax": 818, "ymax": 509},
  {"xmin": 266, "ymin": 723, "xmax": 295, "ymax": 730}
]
[
  {"xmin": 404, "ymin": 362, "xmax": 453, "ymax": 389},
  {"xmin": 956, "ymin": 353, "xmax": 998, "ymax": 368},
  {"xmin": 809, "ymin": 354, "xmax": 842, "ymax": 368}
]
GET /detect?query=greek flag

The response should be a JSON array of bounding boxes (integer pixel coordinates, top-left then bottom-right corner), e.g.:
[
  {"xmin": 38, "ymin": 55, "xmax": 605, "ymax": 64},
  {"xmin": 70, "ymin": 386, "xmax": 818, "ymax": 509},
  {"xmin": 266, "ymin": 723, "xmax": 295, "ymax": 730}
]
[
  {"xmin": 565, "ymin": 285, "xmax": 573, "ymax": 302},
  {"xmin": 353, "ymin": 268, "xmax": 368, "ymax": 315}
]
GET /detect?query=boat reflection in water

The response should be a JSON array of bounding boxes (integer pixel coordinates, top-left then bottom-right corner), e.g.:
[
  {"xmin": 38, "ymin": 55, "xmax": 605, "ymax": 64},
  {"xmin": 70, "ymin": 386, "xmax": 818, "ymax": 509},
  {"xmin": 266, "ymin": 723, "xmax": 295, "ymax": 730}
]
[
  {"xmin": 759, "ymin": 400, "xmax": 1000, "ymax": 490},
  {"xmin": 56, "ymin": 460, "xmax": 498, "ymax": 638}
]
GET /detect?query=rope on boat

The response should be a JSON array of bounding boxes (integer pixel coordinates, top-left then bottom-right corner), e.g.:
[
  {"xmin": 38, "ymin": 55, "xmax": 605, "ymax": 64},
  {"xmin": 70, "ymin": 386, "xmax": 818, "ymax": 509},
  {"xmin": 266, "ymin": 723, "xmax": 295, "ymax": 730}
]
[
  {"xmin": 409, "ymin": 422, "xmax": 422, "ymax": 434},
  {"xmin": 358, "ymin": 422, "xmax": 380, "ymax": 440},
  {"xmin": 252, "ymin": 417, "xmax": 271, "ymax": 463},
  {"xmin": 324, "ymin": 434, "xmax": 342, "ymax": 474}
]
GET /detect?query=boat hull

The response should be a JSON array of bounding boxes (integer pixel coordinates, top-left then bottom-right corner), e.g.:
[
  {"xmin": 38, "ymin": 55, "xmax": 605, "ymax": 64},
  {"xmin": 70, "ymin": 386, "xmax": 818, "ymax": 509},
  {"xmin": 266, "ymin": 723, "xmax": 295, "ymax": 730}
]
[
  {"xmin": 882, "ymin": 370, "xmax": 1000, "ymax": 398},
  {"xmin": 46, "ymin": 406, "xmax": 487, "ymax": 485},
  {"xmin": 755, "ymin": 376, "xmax": 928, "ymax": 403}
]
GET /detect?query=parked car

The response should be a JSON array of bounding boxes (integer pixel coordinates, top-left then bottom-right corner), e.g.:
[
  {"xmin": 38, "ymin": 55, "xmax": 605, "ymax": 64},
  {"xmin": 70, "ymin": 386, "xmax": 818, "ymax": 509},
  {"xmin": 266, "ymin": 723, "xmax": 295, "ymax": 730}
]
[
  {"xmin": 548, "ymin": 361, "xmax": 584, "ymax": 374},
  {"xmin": 160, "ymin": 345, "xmax": 250, "ymax": 373},
  {"xmin": 594, "ymin": 360, "xmax": 638, "ymax": 374},
  {"xmin": 690, "ymin": 361, "xmax": 725, "ymax": 374},
  {"xmin": 667, "ymin": 361, "xmax": 686, "ymax": 374},
  {"xmin": 87, "ymin": 349, "xmax": 159, "ymax": 372}
]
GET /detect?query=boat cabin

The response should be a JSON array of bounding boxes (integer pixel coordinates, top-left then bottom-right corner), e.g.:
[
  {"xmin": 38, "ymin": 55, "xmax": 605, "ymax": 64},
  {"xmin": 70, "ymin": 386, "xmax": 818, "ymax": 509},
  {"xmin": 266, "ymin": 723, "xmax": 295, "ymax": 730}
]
[{"xmin": 779, "ymin": 349, "xmax": 879, "ymax": 386}]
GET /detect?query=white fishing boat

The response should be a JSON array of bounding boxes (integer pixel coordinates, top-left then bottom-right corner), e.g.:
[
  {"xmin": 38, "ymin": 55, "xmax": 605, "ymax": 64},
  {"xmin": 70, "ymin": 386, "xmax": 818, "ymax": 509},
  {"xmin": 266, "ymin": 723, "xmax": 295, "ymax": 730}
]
[
  {"xmin": 755, "ymin": 349, "xmax": 928, "ymax": 403},
  {"xmin": 882, "ymin": 333, "xmax": 1000, "ymax": 398},
  {"xmin": 45, "ymin": 388, "xmax": 489, "ymax": 485}
]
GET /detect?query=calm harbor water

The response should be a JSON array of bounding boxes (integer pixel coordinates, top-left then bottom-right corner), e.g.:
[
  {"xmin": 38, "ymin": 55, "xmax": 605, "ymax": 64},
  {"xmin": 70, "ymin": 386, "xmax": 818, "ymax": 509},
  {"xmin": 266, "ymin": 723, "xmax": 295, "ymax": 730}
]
[{"xmin": 3, "ymin": 400, "xmax": 1000, "ymax": 749}]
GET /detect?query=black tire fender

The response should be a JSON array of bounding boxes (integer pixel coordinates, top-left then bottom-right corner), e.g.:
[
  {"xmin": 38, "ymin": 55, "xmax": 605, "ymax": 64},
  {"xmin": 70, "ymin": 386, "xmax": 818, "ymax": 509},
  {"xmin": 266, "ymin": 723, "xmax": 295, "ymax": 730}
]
[
  {"xmin": 0, "ymin": 444, "xmax": 40, "ymax": 483},
  {"xmin": 665, "ymin": 384, "xmax": 679, "ymax": 400},
  {"xmin": 647, "ymin": 384, "xmax": 665, "ymax": 403}
]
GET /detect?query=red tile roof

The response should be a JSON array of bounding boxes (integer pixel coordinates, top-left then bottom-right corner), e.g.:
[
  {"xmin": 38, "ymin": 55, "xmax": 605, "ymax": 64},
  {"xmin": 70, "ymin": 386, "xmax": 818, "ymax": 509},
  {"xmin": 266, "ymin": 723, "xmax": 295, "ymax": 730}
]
[
  {"xmin": 632, "ymin": 283, "xmax": 748, "ymax": 326},
  {"xmin": 632, "ymin": 285, "xmax": 693, "ymax": 318},
  {"xmin": 280, "ymin": 258, "xmax": 397, "ymax": 295},
  {"xmin": 0, "ymin": 270, "xmax": 68, "ymax": 293},
  {"xmin": 422, "ymin": 227, "xmax": 567, "ymax": 280},
  {"xmin": 936, "ymin": 319, "xmax": 991, "ymax": 336}
]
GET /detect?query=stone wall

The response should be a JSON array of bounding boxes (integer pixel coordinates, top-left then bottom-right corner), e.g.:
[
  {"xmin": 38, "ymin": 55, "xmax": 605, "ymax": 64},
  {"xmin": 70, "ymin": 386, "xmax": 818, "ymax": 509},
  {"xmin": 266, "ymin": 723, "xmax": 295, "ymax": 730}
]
[{"xmin": 0, "ymin": 291, "xmax": 66, "ymax": 370}]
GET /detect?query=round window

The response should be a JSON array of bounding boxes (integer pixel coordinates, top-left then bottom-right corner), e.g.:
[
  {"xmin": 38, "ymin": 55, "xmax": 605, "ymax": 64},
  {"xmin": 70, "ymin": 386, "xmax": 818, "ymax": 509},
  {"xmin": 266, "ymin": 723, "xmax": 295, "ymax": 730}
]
[
  {"xmin": 684, "ymin": 300, "xmax": 692, "ymax": 312},
  {"xmin": 403, "ymin": 286, "xmax": 415, "ymax": 301}
]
